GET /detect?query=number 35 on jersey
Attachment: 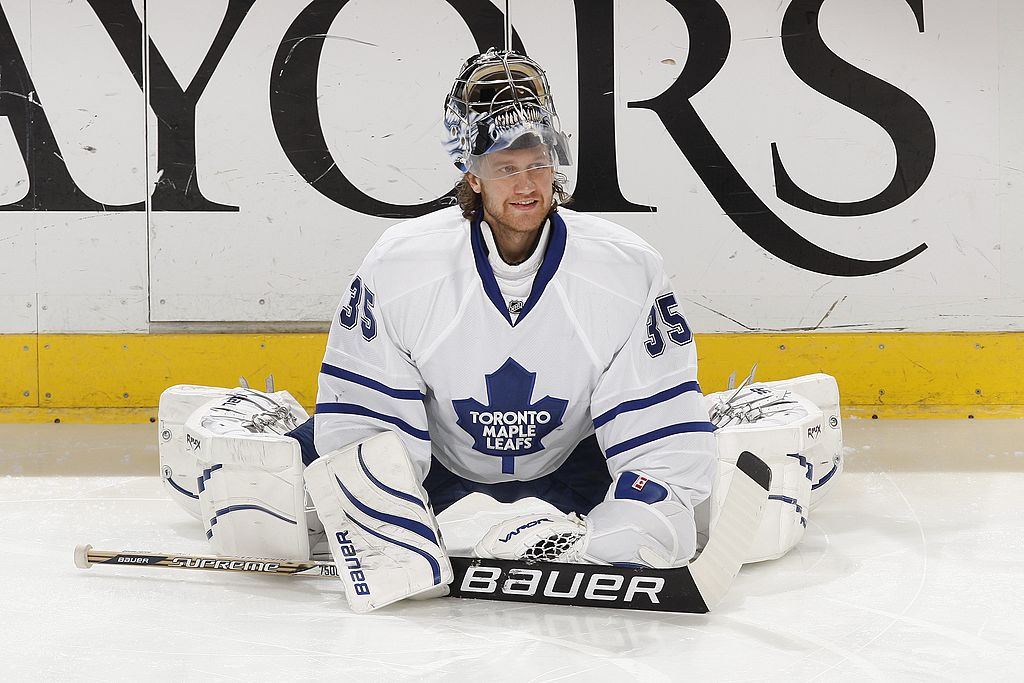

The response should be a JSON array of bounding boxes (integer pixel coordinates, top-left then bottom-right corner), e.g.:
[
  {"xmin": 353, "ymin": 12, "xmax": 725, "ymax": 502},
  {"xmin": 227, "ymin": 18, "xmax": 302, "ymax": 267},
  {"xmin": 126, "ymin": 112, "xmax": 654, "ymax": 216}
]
[{"xmin": 645, "ymin": 292, "xmax": 693, "ymax": 357}]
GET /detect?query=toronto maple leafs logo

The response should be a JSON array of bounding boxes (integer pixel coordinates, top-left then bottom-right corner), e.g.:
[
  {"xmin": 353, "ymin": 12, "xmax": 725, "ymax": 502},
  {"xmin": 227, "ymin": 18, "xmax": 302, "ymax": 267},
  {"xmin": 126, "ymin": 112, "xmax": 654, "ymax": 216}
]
[{"xmin": 452, "ymin": 358, "xmax": 568, "ymax": 475}]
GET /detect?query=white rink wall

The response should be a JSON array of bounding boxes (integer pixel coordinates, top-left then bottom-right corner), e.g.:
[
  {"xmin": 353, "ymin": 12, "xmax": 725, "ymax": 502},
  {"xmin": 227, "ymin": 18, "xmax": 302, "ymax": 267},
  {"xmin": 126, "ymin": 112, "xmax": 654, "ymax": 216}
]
[{"xmin": 0, "ymin": 0, "xmax": 1022, "ymax": 334}]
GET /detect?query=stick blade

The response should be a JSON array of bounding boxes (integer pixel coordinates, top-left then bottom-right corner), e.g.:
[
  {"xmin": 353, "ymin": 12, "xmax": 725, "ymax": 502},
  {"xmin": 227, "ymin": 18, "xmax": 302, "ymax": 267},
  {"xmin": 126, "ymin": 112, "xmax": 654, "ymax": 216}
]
[
  {"xmin": 689, "ymin": 451, "xmax": 771, "ymax": 610},
  {"xmin": 736, "ymin": 450, "xmax": 771, "ymax": 491}
]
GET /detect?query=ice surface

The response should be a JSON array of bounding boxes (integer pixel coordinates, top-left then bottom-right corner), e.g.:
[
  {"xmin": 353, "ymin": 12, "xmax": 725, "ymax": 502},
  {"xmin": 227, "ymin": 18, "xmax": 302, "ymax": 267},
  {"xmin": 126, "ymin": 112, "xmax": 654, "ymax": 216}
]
[{"xmin": 1, "ymin": 420, "xmax": 1023, "ymax": 681}]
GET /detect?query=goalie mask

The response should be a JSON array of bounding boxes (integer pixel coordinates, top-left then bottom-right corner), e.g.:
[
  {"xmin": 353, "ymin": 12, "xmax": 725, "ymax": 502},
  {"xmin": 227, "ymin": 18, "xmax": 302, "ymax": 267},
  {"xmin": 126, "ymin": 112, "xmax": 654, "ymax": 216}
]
[{"xmin": 443, "ymin": 48, "xmax": 572, "ymax": 179}]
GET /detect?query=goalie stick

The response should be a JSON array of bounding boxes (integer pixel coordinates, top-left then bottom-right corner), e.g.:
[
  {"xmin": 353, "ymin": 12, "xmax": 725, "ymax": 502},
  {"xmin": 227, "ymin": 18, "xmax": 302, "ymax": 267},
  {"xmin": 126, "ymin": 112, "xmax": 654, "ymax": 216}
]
[
  {"xmin": 76, "ymin": 452, "xmax": 770, "ymax": 613},
  {"xmin": 448, "ymin": 451, "xmax": 770, "ymax": 612}
]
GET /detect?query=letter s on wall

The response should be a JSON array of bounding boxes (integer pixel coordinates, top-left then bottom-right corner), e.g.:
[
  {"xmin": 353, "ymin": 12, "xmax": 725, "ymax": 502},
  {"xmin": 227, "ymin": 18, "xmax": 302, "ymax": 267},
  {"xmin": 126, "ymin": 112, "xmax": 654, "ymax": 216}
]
[
  {"xmin": 628, "ymin": 0, "xmax": 928, "ymax": 277},
  {"xmin": 772, "ymin": 0, "xmax": 936, "ymax": 217}
]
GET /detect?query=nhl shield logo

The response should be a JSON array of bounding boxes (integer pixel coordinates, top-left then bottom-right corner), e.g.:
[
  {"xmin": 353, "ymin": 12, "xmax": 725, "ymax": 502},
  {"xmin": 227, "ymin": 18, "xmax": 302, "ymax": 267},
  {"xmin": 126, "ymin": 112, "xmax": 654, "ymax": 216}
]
[{"xmin": 452, "ymin": 358, "xmax": 568, "ymax": 474}]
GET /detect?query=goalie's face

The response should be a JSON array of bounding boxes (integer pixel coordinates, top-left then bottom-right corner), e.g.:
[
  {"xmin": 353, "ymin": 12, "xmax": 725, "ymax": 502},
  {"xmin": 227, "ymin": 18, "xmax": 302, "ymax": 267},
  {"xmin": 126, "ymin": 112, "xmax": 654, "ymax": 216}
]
[{"xmin": 466, "ymin": 144, "xmax": 555, "ymax": 235}]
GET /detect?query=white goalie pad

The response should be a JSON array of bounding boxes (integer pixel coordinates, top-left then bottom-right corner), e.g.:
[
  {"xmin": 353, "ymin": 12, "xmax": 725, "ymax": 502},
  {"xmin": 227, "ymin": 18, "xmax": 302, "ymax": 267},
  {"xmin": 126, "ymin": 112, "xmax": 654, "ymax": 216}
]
[
  {"xmin": 304, "ymin": 431, "xmax": 453, "ymax": 613},
  {"xmin": 185, "ymin": 390, "xmax": 319, "ymax": 561},
  {"xmin": 760, "ymin": 373, "xmax": 844, "ymax": 508},
  {"xmin": 705, "ymin": 373, "xmax": 843, "ymax": 563},
  {"xmin": 158, "ymin": 385, "xmax": 236, "ymax": 519},
  {"xmin": 159, "ymin": 384, "xmax": 313, "ymax": 520}
]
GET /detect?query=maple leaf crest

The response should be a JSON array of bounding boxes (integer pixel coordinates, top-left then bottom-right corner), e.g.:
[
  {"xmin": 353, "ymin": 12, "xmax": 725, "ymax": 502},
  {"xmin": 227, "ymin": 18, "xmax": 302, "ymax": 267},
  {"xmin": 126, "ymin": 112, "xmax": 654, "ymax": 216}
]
[{"xmin": 452, "ymin": 358, "xmax": 568, "ymax": 474}]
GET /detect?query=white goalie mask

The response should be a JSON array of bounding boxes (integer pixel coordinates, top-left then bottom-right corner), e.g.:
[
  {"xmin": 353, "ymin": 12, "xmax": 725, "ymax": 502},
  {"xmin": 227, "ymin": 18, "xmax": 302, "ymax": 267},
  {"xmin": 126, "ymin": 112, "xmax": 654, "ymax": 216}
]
[{"xmin": 442, "ymin": 48, "xmax": 572, "ymax": 179}]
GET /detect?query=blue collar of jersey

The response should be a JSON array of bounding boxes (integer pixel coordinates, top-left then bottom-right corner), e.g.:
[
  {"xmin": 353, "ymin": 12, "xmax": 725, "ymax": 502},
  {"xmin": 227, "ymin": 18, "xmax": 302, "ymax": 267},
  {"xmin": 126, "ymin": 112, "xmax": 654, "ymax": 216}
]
[{"xmin": 470, "ymin": 210, "xmax": 567, "ymax": 327}]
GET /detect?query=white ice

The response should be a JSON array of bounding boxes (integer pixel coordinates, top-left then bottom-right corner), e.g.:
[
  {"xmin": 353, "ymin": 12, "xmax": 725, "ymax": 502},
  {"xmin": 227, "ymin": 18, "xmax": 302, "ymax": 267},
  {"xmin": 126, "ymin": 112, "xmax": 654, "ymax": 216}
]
[{"xmin": 1, "ymin": 420, "xmax": 1023, "ymax": 681}]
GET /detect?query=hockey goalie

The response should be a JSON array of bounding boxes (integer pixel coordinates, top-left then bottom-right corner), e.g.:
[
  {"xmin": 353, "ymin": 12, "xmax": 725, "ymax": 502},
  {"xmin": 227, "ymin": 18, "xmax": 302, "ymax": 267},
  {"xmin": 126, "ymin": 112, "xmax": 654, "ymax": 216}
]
[
  {"xmin": 155, "ymin": 48, "xmax": 843, "ymax": 613},
  {"xmin": 157, "ymin": 371, "xmax": 842, "ymax": 612}
]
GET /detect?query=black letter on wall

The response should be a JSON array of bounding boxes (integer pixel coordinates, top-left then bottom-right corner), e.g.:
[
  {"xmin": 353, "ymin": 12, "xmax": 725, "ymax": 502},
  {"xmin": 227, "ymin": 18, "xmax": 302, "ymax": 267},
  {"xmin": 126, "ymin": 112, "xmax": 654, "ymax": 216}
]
[
  {"xmin": 772, "ymin": 0, "xmax": 934, "ymax": 216},
  {"xmin": 446, "ymin": 0, "xmax": 526, "ymax": 53},
  {"xmin": 628, "ymin": 0, "xmax": 926, "ymax": 276},
  {"xmin": 570, "ymin": 0, "xmax": 653, "ymax": 213},
  {"xmin": 0, "ymin": 7, "xmax": 136, "ymax": 211},
  {"xmin": 272, "ymin": 0, "xmax": 648, "ymax": 219},
  {"xmin": 271, "ymin": 0, "xmax": 536, "ymax": 218},
  {"xmin": 271, "ymin": 0, "xmax": 445, "ymax": 218},
  {"xmin": 89, "ymin": 0, "xmax": 252, "ymax": 211}
]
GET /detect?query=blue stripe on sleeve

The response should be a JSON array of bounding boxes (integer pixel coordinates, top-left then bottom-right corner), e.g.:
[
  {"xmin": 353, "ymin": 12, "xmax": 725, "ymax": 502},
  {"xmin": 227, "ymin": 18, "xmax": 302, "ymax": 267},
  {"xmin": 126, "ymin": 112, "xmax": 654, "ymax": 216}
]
[
  {"xmin": 593, "ymin": 380, "xmax": 703, "ymax": 429},
  {"xmin": 316, "ymin": 402, "xmax": 430, "ymax": 441},
  {"xmin": 345, "ymin": 514, "xmax": 442, "ymax": 586},
  {"xmin": 604, "ymin": 421, "xmax": 717, "ymax": 458},
  {"xmin": 320, "ymin": 363, "xmax": 426, "ymax": 401},
  {"xmin": 335, "ymin": 475, "xmax": 438, "ymax": 546}
]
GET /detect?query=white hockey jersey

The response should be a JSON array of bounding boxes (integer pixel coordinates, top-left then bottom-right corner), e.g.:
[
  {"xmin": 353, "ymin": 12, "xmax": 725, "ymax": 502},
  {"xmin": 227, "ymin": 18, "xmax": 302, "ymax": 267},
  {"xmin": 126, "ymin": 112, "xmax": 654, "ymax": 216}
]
[{"xmin": 314, "ymin": 206, "xmax": 716, "ymax": 512}]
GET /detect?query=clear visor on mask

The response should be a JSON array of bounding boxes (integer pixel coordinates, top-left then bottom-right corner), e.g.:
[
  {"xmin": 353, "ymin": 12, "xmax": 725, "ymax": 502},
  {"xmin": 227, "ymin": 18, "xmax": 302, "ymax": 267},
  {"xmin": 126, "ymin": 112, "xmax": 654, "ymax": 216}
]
[{"xmin": 465, "ymin": 128, "xmax": 570, "ymax": 180}]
